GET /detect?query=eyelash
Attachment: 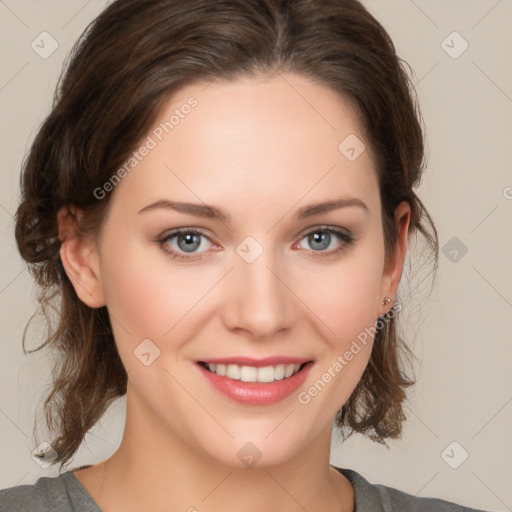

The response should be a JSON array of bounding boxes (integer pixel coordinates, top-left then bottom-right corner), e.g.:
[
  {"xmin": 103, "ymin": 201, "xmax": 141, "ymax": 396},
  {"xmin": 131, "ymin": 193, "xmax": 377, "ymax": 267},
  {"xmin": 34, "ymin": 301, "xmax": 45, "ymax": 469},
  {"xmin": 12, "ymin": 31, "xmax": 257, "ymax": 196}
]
[{"xmin": 156, "ymin": 226, "xmax": 355, "ymax": 262}]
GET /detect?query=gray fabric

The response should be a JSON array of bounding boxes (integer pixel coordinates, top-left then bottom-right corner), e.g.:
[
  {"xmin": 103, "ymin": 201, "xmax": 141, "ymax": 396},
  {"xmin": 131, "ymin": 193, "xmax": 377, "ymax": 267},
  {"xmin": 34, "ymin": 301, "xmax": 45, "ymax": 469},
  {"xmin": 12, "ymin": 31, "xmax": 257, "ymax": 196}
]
[
  {"xmin": 337, "ymin": 468, "xmax": 486, "ymax": 512},
  {"xmin": 0, "ymin": 466, "xmax": 101, "ymax": 512},
  {"xmin": 0, "ymin": 465, "xmax": 487, "ymax": 511}
]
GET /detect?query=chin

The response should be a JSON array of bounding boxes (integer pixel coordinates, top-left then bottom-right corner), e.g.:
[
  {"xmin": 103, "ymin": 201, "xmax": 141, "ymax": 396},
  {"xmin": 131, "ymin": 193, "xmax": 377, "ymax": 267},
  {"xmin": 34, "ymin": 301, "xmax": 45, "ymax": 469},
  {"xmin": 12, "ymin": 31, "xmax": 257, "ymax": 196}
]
[{"xmin": 196, "ymin": 420, "xmax": 317, "ymax": 470}]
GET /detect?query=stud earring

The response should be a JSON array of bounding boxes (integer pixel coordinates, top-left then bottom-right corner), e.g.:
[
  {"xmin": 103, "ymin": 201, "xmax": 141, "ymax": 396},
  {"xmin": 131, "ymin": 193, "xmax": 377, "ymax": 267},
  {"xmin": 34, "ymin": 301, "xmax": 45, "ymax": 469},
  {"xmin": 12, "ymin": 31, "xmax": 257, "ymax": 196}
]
[{"xmin": 381, "ymin": 297, "xmax": 392, "ymax": 306}]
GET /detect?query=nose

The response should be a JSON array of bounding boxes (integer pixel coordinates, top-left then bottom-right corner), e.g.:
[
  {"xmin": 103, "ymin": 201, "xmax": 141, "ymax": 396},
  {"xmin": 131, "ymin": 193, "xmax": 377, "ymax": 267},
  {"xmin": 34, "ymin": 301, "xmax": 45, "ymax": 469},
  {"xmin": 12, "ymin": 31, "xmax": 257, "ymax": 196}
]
[{"xmin": 220, "ymin": 247, "xmax": 297, "ymax": 340}]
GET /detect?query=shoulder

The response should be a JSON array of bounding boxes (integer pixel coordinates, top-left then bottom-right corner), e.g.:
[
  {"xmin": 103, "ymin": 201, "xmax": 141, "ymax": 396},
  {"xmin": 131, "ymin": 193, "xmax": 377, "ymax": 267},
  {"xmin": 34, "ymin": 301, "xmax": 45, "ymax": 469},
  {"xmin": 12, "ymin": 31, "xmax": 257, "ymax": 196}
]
[
  {"xmin": 0, "ymin": 469, "xmax": 100, "ymax": 512},
  {"xmin": 334, "ymin": 466, "xmax": 488, "ymax": 512}
]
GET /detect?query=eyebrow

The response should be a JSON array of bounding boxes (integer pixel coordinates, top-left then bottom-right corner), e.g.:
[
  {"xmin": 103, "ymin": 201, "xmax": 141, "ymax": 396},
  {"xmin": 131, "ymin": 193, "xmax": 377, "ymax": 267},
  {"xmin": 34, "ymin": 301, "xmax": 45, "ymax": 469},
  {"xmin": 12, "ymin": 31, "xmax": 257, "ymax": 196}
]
[{"xmin": 137, "ymin": 197, "xmax": 369, "ymax": 222}]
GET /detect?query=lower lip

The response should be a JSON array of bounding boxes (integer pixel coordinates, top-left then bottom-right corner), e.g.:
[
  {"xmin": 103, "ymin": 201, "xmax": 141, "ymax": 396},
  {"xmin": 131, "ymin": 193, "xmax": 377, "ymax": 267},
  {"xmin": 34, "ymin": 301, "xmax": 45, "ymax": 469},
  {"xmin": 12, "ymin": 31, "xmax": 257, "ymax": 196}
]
[{"xmin": 197, "ymin": 363, "xmax": 313, "ymax": 406}]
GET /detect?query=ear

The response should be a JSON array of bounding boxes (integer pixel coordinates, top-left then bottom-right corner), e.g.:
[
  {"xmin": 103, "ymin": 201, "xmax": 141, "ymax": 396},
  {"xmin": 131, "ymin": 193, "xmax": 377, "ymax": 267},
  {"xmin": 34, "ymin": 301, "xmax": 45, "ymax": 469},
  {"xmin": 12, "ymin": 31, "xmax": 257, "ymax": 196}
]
[
  {"xmin": 378, "ymin": 201, "xmax": 411, "ymax": 316},
  {"xmin": 57, "ymin": 205, "xmax": 106, "ymax": 308}
]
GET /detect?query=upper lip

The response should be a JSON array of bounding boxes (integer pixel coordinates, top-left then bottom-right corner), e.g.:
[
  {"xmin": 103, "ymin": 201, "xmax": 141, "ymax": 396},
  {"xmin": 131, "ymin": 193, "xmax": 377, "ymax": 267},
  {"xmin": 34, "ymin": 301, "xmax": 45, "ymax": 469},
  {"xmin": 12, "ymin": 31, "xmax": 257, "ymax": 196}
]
[{"xmin": 198, "ymin": 356, "xmax": 313, "ymax": 368}]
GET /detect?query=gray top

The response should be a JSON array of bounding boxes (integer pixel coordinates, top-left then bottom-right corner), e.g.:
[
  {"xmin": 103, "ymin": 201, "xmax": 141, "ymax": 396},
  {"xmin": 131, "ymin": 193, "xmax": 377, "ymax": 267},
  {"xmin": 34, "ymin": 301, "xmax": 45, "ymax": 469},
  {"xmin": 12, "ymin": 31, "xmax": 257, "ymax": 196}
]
[{"xmin": 0, "ymin": 465, "xmax": 487, "ymax": 511}]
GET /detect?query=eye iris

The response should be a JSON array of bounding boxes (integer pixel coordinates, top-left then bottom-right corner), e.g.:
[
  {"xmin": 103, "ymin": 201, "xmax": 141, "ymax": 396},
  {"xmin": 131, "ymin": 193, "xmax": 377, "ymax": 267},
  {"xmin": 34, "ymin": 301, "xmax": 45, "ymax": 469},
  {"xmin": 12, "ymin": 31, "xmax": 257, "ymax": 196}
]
[
  {"xmin": 309, "ymin": 231, "xmax": 330, "ymax": 251},
  {"xmin": 177, "ymin": 232, "xmax": 201, "ymax": 252}
]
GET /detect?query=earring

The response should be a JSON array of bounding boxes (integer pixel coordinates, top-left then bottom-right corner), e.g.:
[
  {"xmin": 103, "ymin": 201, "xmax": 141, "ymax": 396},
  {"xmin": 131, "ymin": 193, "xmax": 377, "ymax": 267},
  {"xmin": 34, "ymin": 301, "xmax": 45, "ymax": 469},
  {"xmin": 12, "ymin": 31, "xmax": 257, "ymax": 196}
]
[{"xmin": 381, "ymin": 297, "xmax": 392, "ymax": 306}]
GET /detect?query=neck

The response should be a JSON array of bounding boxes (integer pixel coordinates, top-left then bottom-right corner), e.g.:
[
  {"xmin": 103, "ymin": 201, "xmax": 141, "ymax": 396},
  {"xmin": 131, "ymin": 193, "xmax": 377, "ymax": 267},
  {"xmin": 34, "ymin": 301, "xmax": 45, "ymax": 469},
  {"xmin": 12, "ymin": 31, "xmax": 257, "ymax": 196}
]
[{"xmin": 74, "ymin": 384, "xmax": 354, "ymax": 512}]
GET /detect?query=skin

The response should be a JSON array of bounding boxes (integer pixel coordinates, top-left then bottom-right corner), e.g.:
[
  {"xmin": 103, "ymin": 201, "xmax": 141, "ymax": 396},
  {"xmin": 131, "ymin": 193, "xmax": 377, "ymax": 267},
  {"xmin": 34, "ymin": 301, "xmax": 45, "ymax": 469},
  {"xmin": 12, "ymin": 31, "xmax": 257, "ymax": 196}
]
[{"xmin": 58, "ymin": 71, "xmax": 410, "ymax": 512}]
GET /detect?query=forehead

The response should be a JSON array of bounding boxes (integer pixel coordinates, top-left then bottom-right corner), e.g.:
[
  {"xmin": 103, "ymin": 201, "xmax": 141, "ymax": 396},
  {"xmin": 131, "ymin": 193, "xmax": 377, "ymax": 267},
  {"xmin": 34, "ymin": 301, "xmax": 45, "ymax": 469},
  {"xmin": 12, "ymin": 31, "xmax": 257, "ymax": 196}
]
[{"xmin": 108, "ymin": 72, "xmax": 379, "ymax": 218}]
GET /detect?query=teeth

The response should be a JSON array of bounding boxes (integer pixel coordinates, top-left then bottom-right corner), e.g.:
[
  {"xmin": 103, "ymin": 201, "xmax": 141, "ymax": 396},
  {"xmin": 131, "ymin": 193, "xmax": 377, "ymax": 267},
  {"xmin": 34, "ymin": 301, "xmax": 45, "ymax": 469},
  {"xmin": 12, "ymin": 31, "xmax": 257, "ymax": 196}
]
[
  {"xmin": 226, "ymin": 364, "xmax": 240, "ymax": 380},
  {"xmin": 240, "ymin": 366, "xmax": 257, "ymax": 382},
  {"xmin": 206, "ymin": 363, "xmax": 302, "ymax": 382},
  {"xmin": 257, "ymin": 366, "xmax": 275, "ymax": 383},
  {"xmin": 274, "ymin": 364, "xmax": 285, "ymax": 380},
  {"xmin": 215, "ymin": 364, "xmax": 226, "ymax": 376},
  {"xmin": 284, "ymin": 364, "xmax": 295, "ymax": 378}
]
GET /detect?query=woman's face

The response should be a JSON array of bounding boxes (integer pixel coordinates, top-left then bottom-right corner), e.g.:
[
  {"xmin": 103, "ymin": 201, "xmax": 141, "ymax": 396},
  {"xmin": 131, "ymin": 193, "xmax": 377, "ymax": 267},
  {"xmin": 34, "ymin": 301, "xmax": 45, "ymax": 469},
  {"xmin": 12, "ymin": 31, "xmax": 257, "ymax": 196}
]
[{"xmin": 67, "ymin": 72, "xmax": 408, "ymax": 467}]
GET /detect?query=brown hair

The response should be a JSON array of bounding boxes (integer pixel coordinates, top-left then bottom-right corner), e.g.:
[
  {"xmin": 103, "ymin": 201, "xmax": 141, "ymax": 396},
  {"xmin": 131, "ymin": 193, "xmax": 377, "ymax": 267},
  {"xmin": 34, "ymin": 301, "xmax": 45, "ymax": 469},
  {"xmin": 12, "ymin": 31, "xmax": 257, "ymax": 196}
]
[{"xmin": 15, "ymin": 0, "xmax": 438, "ymax": 469}]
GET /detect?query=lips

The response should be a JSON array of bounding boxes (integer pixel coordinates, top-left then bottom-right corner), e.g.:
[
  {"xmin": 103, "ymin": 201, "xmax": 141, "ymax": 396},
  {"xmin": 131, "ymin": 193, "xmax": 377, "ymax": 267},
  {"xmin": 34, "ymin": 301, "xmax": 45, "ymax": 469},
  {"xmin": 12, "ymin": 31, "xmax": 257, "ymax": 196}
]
[{"xmin": 196, "ymin": 357, "xmax": 314, "ymax": 405}]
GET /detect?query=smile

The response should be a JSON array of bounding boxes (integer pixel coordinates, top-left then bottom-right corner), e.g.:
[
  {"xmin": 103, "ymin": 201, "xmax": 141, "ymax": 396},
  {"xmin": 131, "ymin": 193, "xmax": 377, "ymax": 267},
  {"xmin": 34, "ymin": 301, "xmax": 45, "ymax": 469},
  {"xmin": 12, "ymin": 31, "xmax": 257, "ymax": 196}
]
[
  {"xmin": 196, "ymin": 358, "xmax": 314, "ymax": 405},
  {"xmin": 199, "ymin": 362, "xmax": 306, "ymax": 383}
]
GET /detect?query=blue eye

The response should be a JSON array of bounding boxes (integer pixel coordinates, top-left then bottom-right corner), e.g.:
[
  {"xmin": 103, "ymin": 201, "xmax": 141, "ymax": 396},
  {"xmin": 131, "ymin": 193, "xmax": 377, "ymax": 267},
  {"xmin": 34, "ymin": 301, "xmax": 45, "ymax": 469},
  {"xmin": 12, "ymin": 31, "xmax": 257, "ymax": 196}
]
[
  {"xmin": 158, "ymin": 229, "xmax": 213, "ymax": 260},
  {"xmin": 296, "ymin": 228, "xmax": 355, "ymax": 258},
  {"xmin": 157, "ymin": 226, "xmax": 355, "ymax": 261}
]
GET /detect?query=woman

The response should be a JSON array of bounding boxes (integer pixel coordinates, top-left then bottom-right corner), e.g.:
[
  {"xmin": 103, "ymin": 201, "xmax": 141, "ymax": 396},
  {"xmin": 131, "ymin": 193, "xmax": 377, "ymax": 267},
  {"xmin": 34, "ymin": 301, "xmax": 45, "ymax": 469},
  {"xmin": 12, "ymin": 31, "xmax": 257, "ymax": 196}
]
[{"xmin": 0, "ymin": 0, "xmax": 488, "ymax": 510}]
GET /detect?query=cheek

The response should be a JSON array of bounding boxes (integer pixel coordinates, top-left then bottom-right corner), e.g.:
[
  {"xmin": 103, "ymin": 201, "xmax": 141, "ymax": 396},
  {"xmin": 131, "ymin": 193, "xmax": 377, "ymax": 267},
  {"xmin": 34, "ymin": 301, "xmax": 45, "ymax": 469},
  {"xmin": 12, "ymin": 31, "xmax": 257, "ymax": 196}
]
[
  {"xmin": 98, "ymin": 235, "xmax": 219, "ymax": 347},
  {"xmin": 292, "ymin": 236, "xmax": 384, "ymax": 408},
  {"xmin": 300, "ymin": 270, "xmax": 380, "ymax": 334},
  {"xmin": 98, "ymin": 235, "xmax": 168, "ymax": 338},
  {"xmin": 294, "ymin": 243, "xmax": 384, "ymax": 344},
  {"xmin": 296, "ymin": 266, "xmax": 379, "ymax": 416},
  {"xmin": 101, "ymin": 259, "xmax": 168, "ymax": 336}
]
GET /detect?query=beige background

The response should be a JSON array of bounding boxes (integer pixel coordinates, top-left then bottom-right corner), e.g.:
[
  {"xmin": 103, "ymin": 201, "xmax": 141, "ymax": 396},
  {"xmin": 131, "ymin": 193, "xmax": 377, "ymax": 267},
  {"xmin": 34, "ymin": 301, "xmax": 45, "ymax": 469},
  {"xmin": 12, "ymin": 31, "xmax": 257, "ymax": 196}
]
[{"xmin": 0, "ymin": 1, "xmax": 511, "ymax": 510}]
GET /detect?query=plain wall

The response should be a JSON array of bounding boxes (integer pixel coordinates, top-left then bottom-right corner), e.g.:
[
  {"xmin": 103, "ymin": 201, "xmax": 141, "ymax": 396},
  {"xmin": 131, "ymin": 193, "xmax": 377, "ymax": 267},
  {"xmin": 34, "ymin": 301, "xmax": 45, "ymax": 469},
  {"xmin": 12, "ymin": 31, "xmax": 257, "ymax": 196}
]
[{"xmin": 0, "ymin": 1, "xmax": 510, "ymax": 510}]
